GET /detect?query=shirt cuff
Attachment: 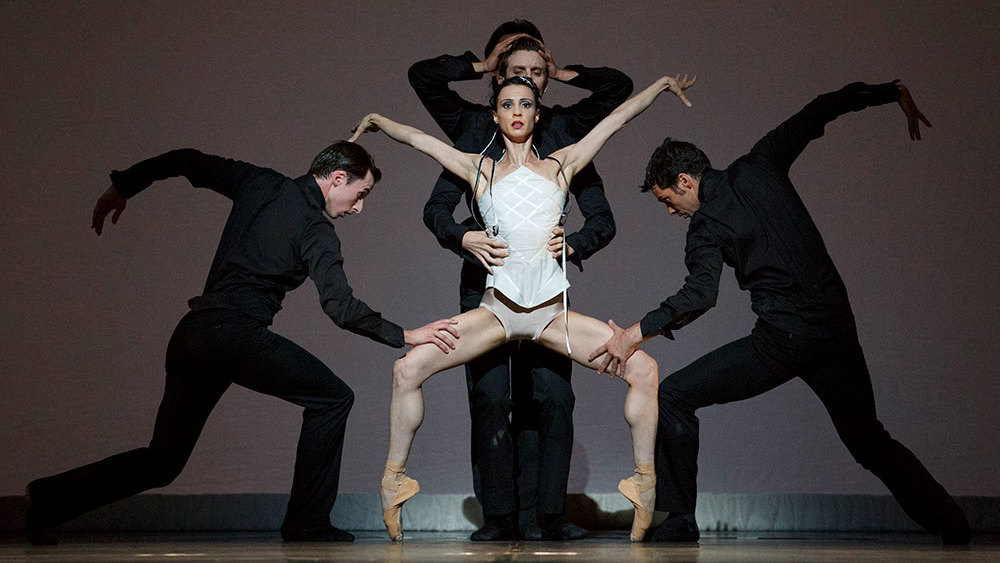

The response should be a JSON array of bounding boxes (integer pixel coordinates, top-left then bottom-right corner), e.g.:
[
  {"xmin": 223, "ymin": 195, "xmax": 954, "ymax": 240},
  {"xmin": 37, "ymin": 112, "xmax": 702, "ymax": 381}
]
[{"xmin": 640, "ymin": 309, "xmax": 675, "ymax": 340}]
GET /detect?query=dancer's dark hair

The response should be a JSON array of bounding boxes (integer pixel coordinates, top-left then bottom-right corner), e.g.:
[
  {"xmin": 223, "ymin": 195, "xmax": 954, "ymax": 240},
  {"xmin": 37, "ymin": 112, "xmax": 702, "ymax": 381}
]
[
  {"xmin": 489, "ymin": 76, "xmax": 542, "ymax": 110},
  {"xmin": 310, "ymin": 141, "xmax": 382, "ymax": 184},
  {"xmin": 483, "ymin": 19, "xmax": 543, "ymax": 58},
  {"xmin": 641, "ymin": 138, "xmax": 711, "ymax": 192}
]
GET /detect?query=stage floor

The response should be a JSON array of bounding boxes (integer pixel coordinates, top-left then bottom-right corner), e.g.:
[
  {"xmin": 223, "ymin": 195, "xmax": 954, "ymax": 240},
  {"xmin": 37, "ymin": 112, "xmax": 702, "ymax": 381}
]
[{"xmin": 2, "ymin": 531, "xmax": 998, "ymax": 562}]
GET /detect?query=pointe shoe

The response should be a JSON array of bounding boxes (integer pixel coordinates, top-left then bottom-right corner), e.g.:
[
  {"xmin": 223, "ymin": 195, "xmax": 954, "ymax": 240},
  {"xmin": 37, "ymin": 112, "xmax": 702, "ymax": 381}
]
[
  {"xmin": 618, "ymin": 464, "xmax": 656, "ymax": 542},
  {"xmin": 382, "ymin": 465, "xmax": 419, "ymax": 541}
]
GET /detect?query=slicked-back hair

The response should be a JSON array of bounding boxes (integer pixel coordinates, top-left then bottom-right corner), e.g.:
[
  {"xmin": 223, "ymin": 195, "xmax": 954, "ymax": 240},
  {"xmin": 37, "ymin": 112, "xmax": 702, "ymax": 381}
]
[
  {"xmin": 483, "ymin": 19, "xmax": 543, "ymax": 58},
  {"xmin": 489, "ymin": 75, "xmax": 542, "ymax": 110},
  {"xmin": 496, "ymin": 37, "xmax": 546, "ymax": 80},
  {"xmin": 641, "ymin": 137, "xmax": 711, "ymax": 192},
  {"xmin": 309, "ymin": 141, "xmax": 381, "ymax": 184}
]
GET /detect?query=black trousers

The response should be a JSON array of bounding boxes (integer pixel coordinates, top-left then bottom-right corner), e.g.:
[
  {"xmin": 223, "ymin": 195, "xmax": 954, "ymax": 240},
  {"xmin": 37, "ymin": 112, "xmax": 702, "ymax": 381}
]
[
  {"xmin": 461, "ymin": 266, "xmax": 575, "ymax": 519},
  {"xmin": 28, "ymin": 308, "xmax": 354, "ymax": 531},
  {"xmin": 655, "ymin": 320, "xmax": 965, "ymax": 535}
]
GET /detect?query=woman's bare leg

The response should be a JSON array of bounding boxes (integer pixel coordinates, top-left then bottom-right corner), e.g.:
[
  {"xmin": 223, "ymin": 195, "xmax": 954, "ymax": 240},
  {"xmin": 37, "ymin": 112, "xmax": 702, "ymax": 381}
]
[
  {"xmin": 538, "ymin": 311, "xmax": 659, "ymax": 540},
  {"xmin": 382, "ymin": 307, "xmax": 506, "ymax": 540}
]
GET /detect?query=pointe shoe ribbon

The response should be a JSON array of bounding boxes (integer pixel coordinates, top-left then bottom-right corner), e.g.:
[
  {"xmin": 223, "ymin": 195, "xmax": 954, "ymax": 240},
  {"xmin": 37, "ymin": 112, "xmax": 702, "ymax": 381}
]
[
  {"xmin": 618, "ymin": 462, "xmax": 656, "ymax": 542},
  {"xmin": 382, "ymin": 461, "xmax": 420, "ymax": 541}
]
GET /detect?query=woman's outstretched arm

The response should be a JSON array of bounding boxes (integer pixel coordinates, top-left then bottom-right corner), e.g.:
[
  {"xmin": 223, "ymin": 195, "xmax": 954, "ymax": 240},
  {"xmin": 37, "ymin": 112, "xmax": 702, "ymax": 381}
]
[
  {"xmin": 349, "ymin": 113, "xmax": 480, "ymax": 186},
  {"xmin": 553, "ymin": 75, "xmax": 695, "ymax": 182}
]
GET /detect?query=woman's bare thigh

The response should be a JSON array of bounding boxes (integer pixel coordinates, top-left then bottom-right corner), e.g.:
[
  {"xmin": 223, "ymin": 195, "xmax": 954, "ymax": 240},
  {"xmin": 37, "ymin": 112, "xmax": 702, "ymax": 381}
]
[
  {"xmin": 537, "ymin": 311, "xmax": 644, "ymax": 379},
  {"xmin": 400, "ymin": 307, "xmax": 508, "ymax": 383}
]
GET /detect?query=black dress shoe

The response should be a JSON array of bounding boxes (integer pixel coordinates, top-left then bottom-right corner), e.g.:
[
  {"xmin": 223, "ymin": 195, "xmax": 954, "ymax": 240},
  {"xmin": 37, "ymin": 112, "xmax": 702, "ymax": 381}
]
[
  {"xmin": 25, "ymin": 483, "xmax": 58, "ymax": 546},
  {"xmin": 281, "ymin": 524, "xmax": 355, "ymax": 542},
  {"xmin": 648, "ymin": 513, "xmax": 699, "ymax": 543},
  {"xmin": 542, "ymin": 515, "xmax": 588, "ymax": 541},
  {"xmin": 470, "ymin": 516, "xmax": 515, "ymax": 541},
  {"xmin": 940, "ymin": 511, "xmax": 972, "ymax": 546},
  {"xmin": 520, "ymin": 523, "xmax": 543, "ymax": 541}
]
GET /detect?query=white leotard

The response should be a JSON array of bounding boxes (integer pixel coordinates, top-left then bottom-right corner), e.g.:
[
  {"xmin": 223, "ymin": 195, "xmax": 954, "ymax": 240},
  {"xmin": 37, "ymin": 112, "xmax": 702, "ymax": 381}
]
[
  {"xmin": 477, "ymin": 165, "xmax": 573, "ymax": 353},
  {"xmin": 477, "ymin": 166, "xmax": 569, "ymax": 308}
]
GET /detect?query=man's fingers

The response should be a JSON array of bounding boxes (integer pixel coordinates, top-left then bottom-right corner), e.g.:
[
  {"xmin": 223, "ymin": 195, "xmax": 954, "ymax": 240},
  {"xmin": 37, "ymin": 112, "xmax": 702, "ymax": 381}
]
[
  {"xmin": 588, "ymin": 345, "xmax": 607, "ymax": 363},
  {"xmin": 440, "ymin": 323, "xmax": 460, "ymax": 338},
  {"xmin": 474, "ymin": 253, "xmax": 494, "ymax": 274},
  {"xmin": 598, "ymin": 355, "xmax": 612, "ymax": 374},
  {"xmin": 437, "ymin": 332, "xmax": 456, "ymax": 350}
]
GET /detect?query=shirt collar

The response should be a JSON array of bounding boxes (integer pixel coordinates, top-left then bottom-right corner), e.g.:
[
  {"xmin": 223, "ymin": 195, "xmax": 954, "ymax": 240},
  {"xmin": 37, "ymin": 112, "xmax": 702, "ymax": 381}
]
[
  {"xmin": 295, "ymin": 174, "xmax": 326, "ymax": 210},
  {"xmin": 698, "ymin": 168, "xmax": 724, "ymax": 205}
]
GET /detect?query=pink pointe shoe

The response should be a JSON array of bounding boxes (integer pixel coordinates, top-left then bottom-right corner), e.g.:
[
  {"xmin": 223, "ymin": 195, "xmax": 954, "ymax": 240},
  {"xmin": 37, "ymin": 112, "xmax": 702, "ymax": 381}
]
[
  {"xmin": 618, "ymin": 462, "xmax": 656, "ymax": 542},
  {"xmin": 382, "ymin": 461, "xmax": 420, "ymax": 541}
]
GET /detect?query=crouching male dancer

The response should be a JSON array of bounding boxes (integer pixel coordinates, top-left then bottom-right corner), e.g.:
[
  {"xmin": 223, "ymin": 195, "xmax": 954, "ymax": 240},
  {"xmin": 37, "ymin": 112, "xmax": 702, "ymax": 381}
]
[
  {"xmin": 25, "ymin": 142, "xmax": 457, "ymax": 545},
  {"xmin": 590, "ymin": 80, "xmax": 971, "ymax": 545},
  {"xmin": 411, "ymin": 19, "xmax": 629, "ymax": 540}
]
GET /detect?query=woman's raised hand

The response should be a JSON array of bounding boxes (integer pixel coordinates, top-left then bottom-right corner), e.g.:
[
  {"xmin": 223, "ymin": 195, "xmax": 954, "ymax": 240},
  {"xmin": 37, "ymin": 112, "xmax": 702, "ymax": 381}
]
[
  {"xmin": 664, "ymin": 74, "xmax": 696, "ymax": 107},
  {"xmin": 349, "ymin": 113, "xmax": 382, "ymax": 142}
]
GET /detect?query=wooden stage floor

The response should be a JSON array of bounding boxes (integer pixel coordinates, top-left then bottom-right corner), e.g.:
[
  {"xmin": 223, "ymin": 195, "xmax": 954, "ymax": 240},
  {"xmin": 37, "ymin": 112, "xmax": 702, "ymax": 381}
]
[{"xmin": 2, "ymin": 531, "xmax": 998, "ymax": 562}]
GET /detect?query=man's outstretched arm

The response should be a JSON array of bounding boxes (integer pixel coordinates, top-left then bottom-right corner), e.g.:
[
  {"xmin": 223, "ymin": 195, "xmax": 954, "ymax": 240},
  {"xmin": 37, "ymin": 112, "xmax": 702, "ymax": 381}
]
[
  {"xmin": 752, "ymin": 81, "xmax": 929, "ymax": 174},
  {"xmin": 94, "ymin": 149, "xmax": 259, "ymax": 234}
]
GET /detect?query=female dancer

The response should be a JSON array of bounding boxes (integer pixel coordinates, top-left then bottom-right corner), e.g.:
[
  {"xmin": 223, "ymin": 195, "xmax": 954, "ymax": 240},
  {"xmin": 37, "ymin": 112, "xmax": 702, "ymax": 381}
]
[{"xmin": 351, "ymin": 73, "xmax": 694, "ymax": 541}]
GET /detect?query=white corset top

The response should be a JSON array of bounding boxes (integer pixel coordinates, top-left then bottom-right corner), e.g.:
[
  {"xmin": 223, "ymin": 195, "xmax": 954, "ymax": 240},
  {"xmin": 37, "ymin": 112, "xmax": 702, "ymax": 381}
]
[{"xmin": 477, "ymin": 166, "xmax": 570, "ymax": 308}]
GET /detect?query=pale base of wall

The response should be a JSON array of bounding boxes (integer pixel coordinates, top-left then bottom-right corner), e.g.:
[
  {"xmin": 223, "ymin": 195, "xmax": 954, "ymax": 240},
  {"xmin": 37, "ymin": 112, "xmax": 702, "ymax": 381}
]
[{"xmin": 2, "ymin": 493, "xmax": 997, "ymax": 533}]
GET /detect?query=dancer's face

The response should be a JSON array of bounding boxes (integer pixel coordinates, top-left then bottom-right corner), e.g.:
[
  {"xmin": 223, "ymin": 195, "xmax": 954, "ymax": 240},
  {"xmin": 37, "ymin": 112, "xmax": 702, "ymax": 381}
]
[
  {"xmin": 650, "ymin": 175, "xmax": 700, "ymax": 218},
  {"xmin": 493, "ymin": 83, "xmax": 539, "ymax": 142},
  {"xmin": 323, "ymin": 170, "xmax": 374, "ymax": 218},
  {"xmin": 501, "ymin": 48, "xmax": 548, "ymax": 92}
]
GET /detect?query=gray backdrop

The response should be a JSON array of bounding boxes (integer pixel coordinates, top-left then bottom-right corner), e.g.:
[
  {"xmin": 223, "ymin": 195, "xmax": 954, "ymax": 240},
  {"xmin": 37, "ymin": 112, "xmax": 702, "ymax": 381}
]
[{"xmin": 2, "ymin": 0, "xmax": 998, "ymax": 503}]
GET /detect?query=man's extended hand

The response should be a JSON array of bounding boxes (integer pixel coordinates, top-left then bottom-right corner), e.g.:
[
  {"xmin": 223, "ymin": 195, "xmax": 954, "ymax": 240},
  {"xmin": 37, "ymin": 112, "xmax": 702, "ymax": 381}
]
[
  {"xmin": 92, "ymin": 185, "xmax": 127, "ymax": 235},
  {"xmin": 589, "ymin": 320, "xmax": 642, "ymax": 378},
  {"xmin": 547, "ymin": 226, "xmax": 575, "ymax": 259},
  {"xmin": 897, "ymin": 83, "xmax": 931, "ymax": 141},
  {"xmin": 462, "ymin": 230, "xmax": 509, "ymax": 274},
  {"xmin": 404, "ymin": 318, "xmax": 460, "ymax": 353}
]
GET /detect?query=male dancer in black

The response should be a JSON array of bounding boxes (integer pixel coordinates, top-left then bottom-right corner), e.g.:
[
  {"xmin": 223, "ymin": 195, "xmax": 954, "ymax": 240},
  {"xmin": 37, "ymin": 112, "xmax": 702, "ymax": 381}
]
[
  {"xmin": 590, "ymin": 80, "xmax": 971, "ymax": 545},
  {"xmin": 410, "ymin": 20, "xmax": 630, "ymax": 540},
  {"xmin": 25, "ymin": 142, "xmax": 458, "ymax": 545}
]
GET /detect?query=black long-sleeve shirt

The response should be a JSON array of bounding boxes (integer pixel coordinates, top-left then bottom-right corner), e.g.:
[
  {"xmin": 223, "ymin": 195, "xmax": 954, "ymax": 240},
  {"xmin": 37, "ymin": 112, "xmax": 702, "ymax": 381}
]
[
  {"xmin": 410, "ymin": 51, "xmax": 631, "ymax": 271},
  {"xmin": 640, "ymin": 81, "xmax": 903, "ymax": 340},
  {"xmin": 110, "ymin": 149, "xmax": 405, "ymax": 347}
]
